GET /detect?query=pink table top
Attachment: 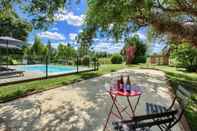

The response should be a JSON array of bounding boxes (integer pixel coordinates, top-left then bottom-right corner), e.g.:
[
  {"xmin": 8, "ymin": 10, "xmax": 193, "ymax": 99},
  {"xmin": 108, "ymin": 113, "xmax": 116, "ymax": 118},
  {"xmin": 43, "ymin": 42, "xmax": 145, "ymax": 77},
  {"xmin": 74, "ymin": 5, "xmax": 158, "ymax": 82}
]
[
  {"xmin": 109, "ymin": 90, "xmax": 141, "ymax": 96},
  {"xmin": 107, "ymin": 85, "xmax": 142, "ymax": 97}
]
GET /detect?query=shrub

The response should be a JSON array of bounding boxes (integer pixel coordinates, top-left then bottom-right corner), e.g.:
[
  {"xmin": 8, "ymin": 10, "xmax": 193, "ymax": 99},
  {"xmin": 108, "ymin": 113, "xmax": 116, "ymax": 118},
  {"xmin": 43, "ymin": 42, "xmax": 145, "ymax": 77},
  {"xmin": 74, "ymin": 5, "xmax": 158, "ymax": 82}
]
[
  {"xmin": 7, "ymin": 57, "xmax": 18, "ymax": 65},
  {"xmin": 91, "ymin": 56, "xmax": 97, "ymax": 62},
  {"xmin": 171, "ymin": 43, "xmax": 197, "ymax": 72},
  {"xmin": 82, "ymin": 55, "xmax": 90, "ymax": 66},
  {"xmin": 133, "ymin": 56, "xmax": 147, "ymax": 64},
  {"xmin": 122, "ymin": 35, "xmax": 147, "ymax": 64},
  {"xmin": 111, "ymin": 54, "xmax": 123, "ymax": 64}
]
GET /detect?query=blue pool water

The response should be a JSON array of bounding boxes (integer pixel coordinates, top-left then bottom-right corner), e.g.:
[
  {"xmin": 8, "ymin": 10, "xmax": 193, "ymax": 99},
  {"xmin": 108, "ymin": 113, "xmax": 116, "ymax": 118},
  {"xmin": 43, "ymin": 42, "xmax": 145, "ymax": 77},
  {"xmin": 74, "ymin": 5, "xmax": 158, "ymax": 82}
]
[{"xmin": 18, "ymin": 65, "xmax": 76, "ymax": 73}]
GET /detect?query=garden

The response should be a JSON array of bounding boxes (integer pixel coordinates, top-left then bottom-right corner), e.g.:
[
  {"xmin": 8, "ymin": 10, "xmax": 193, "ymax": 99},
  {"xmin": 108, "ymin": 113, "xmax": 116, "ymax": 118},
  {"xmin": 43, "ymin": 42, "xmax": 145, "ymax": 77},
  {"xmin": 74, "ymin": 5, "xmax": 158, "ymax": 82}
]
[{"xmin": 0, "ymin": 0, "xmax": 197, "ymax": 131}]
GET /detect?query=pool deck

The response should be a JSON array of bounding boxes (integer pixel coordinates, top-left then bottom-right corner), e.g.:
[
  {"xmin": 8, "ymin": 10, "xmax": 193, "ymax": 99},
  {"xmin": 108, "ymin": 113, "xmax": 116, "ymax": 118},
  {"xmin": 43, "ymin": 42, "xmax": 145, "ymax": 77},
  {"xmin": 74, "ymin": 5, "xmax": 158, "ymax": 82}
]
[
  {"xmin": 0, "ymin": 69, "xmax": 185, "ymax": 131},
  {"xmin": 0, "ymin": 65, "xmax": 92, "ymax": 85}
]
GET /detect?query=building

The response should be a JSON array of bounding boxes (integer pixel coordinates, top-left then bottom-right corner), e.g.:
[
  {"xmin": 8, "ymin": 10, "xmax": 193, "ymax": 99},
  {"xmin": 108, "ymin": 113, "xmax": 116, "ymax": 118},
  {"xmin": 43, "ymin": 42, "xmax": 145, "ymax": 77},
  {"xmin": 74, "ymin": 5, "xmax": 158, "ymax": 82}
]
[{"xmin": 150, "ymin": 46, "xmax": 170, "ymax": 65}]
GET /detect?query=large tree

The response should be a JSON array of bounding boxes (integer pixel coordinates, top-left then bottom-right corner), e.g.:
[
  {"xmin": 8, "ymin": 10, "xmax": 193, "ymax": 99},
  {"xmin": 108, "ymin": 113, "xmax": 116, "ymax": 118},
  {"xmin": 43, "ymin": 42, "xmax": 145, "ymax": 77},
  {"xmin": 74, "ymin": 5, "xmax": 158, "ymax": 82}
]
[
  {"xmin": 57, "ymin": 44, "xmax": 76, "ymax": 60},
  {"xmin": 0, "ymin": 0, "xmax": 71, "ymax": 29},
  {"xmin": 77, "ymin": 27, "xmax": 96, "ymax": 56},
  {"xmin": 122, "ymin": 35, "xmax": 147, "ymax": 64},
  {"xmin": 31, "ymin": 36, "xmax": 45, "ymax": 56},
  {"xmin": 84, "ymin": 0, "xmax": 197, "ymax": 46},
  {"xmin": 0, "ymin": 3, "xmax": 32, "ymax": 40}
]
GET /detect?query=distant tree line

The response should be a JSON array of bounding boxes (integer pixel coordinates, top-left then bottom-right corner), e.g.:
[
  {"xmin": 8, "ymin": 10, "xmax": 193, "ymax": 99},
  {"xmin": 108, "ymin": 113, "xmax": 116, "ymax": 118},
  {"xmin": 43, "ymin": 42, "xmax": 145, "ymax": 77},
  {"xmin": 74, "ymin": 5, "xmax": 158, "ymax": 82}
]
[{"xmin": 22, "ymin": 36, "xmax": 77, "ymax": 64}]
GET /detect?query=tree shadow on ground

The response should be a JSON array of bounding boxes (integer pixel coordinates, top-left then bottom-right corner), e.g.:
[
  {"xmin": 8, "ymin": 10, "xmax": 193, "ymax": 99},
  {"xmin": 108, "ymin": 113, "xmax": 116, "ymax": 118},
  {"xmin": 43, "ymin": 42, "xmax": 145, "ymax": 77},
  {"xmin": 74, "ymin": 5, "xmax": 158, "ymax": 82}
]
[
  {"xmin": 0, "ymin": 99, "xmax": 42, "ymax": 131},
  {"xmin": 0, "ymin": 69, "xmax": 178, "ymax": 131}
]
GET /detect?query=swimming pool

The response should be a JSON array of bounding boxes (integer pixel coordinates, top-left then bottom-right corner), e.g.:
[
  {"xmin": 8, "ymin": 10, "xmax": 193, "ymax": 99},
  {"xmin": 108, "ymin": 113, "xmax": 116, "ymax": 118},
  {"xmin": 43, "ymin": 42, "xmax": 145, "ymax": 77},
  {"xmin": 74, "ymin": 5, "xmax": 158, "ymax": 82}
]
[{"xmin": 17, "ymin": 65, "xmax": 76, "ymax": 73}]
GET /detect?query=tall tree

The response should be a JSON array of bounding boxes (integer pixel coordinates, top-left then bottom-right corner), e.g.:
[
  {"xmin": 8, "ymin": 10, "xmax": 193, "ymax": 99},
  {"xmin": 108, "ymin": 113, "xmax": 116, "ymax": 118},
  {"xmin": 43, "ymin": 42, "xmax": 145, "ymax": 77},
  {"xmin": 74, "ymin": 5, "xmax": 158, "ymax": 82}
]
[
  {"xmin": 84, "ymin": 0, "xmax": 197, "ymax": 46},
  {"xmin": 0, "ymin": 3, "xmax": 32, "ymax": 40},
  {"xmin": 0, "ymin": 0, "xmax": 75, "ymax": 29},
  {"xmin": 122, "ymin": 35, "xmax": 147, "ymax": 64},
  {"xmin": 77, "ymin": 28, "xmax": 96, "ymax": 56},
  {"xmin": 31, "ymin": 36, "xmax": 45, "ymax": 56},
  {"xmin": 57, "ymin": 44, "xmax": 76, "ymax": 60}
]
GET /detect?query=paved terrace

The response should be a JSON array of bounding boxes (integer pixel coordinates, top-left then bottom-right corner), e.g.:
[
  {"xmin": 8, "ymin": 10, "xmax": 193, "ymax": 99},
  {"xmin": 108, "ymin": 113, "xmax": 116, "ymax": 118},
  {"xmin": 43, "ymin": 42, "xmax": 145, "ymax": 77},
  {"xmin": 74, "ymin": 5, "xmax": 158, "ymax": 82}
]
[{"xmin": 0, "ymin": 69, "xmax": 184, "ymax": 131}]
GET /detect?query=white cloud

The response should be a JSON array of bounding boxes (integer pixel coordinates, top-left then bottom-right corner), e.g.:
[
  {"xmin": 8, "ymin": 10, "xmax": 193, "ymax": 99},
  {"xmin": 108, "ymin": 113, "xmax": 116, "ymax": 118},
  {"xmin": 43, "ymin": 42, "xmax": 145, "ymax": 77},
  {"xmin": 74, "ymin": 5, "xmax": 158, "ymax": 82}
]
[
  {"xmin": 51, "ymin": 27, "xmax": 58, "ymax": 31},
  {"xmin": 55, "ymin": 10, "xmax": 84, "ymax": 26},
  {"xmin": 69, "ymin": 33, "xmax": 78, "ymax": 41},
  {"xmin": 92, "ymin": 39, "xmax": 124, "ymax": 53},
  {"xmin": 78, "ymin": 29, "xmax": 82, "ymax": 33},
  {"xmin": 39, "ymin": 31, "xmax": 65, "ymax": 41}
]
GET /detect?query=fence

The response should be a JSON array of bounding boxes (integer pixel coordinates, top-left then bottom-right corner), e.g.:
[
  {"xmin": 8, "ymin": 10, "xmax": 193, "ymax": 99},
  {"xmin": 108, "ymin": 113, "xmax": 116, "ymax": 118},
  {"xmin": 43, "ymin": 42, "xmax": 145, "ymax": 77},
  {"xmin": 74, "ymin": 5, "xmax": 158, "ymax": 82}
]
[{"xmin": 0, "ymin": 54, "xmax": 99, "ymax": 85}]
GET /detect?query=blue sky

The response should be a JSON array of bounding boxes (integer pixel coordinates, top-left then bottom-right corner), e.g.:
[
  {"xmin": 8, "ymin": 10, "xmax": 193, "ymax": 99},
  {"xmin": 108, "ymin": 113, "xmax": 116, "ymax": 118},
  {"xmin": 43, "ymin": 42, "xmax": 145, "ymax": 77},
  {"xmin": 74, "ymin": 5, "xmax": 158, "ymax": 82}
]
[{"xmin": 17, "ymin": 0, "xmax": 164, "ymax": 54}]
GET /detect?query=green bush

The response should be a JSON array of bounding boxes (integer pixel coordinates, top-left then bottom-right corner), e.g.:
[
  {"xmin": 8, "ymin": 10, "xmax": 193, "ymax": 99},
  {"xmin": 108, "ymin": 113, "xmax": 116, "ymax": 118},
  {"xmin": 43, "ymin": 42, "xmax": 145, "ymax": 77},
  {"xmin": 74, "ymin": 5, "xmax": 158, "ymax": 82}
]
[
  {"xmin": 133, "ymin": 56, "xmax": 147, "ymax": 64},
  {"xmin": 171, "ymin": 43, "xmax": 197, "ymax": 72},
  {"xmin": 122, "ymin": 35, "xmax": 147, "ymax": 64},
  {"xmin": 111, "ymin": 54, "xmax": 123, "ymax": 64},
  {"xmin": 82, "ymin": 55, "xmax": 90, "ymax": 66},
  {"xmin": 91, "ymin": 56, "xmax": 97, "ymax": 62},
  {"xmin": 7, "ymin": 57, "xmax": 18, "ymax": 65}
]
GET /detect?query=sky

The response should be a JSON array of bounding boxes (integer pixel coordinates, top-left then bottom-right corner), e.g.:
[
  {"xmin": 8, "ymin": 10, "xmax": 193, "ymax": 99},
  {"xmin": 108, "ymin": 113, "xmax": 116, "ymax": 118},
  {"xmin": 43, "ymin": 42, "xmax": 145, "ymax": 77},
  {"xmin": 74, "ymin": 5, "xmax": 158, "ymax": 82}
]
[{"xmin": 17, "ymin": 0, "xmax": 164, "ymax": 54}]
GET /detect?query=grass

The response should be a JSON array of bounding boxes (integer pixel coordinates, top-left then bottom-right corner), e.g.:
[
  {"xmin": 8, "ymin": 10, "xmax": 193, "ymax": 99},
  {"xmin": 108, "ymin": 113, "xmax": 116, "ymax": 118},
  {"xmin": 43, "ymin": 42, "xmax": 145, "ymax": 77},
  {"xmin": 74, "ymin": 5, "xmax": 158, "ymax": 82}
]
[
  {"xmin": 139, "ymin": 64, "xmax": 197, "ymax": 131},
  {"xmin": 0, "ymin": 64, "xmax": 127, "ymax": 103}
]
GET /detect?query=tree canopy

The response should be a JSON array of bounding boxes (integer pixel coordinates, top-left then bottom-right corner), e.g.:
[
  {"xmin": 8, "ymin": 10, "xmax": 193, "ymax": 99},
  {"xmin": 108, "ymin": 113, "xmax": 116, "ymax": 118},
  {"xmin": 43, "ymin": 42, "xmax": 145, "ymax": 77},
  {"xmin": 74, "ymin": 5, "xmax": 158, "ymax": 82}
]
[
  {"xmin": 171, "ymin": 42, "xmax": 197, "ymax": 72},
  {"xmin": 84, "ymin": 0, "xmax": 197, "ymax": 46},
  {"xmin": 0, "ymin": 3, "xmax": 32, "ymax": 40},
  {"xmin": 0, "ymin": 0, "xmax": 78, "ymax": 40},
  {"xmin": 31, "ymin": 36, "xmax": 45, "ymax": 56},
  {"xmin": 57, "ymin": 44, "xmax": 77, "ymax": 60},
  {"xmin": 0, "ymin": 0, "xmax": 71, "ymax": 29}
]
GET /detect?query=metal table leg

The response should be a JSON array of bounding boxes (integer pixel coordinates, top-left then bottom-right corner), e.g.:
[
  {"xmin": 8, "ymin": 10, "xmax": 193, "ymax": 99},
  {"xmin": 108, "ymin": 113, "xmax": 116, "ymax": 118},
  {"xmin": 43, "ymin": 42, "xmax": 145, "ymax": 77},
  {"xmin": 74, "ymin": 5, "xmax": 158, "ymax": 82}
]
[
  {"xmin": 103, "ymin": 95, "xmax": 115, "ymax": 131},
  {"xmin": 104, "ymin": 93, "xmax": 124, "ymax": 131},
  {"xmin": 110, "ymin": 93, "xmax": 123, "ymax": 119},
  {"xmin": 127, "ymin": 95, "xmax": 141, "ymax": 117}
]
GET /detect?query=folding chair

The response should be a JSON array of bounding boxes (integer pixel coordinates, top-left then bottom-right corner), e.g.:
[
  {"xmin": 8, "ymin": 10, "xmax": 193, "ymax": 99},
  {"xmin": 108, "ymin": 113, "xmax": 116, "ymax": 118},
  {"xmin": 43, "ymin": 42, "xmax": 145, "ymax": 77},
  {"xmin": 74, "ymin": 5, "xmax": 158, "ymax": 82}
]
[{"xmin": 112, "ymin": 85, "xmax": 191, "ymax": 131}]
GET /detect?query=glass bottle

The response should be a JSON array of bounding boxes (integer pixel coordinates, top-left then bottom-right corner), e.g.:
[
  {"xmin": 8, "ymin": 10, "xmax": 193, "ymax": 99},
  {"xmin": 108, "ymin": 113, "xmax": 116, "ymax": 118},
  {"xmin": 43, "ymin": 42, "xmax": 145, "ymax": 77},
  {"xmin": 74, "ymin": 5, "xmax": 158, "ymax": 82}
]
[
  {"xmin": 126, "ymin": 75, "xmax": 131, "ymax": 93},
  {"xmin": 120, "ymin": 75, "xmax": 124, "ymax": 92}
]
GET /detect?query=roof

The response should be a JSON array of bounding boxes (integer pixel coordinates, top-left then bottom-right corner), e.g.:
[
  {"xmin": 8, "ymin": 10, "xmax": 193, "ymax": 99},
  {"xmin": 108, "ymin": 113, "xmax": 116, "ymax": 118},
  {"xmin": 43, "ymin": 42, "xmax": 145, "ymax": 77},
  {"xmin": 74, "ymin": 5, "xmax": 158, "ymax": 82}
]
[{"xmin": 162, "ymin": 45, "xmax": 170, "ymax": 55}]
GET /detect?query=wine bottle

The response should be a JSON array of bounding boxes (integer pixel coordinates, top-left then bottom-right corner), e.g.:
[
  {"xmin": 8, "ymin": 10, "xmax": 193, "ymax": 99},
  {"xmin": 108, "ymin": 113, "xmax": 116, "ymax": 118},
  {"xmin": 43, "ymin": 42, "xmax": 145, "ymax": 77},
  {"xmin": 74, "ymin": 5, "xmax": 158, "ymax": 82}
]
[
  {"xmin": 120, "ymin": 75, "xmax": 124, "ymax": 92},
  {"xmin": 117, "ymin": 80, "xmax": 121, "ymax": 91},
  {"xmin": 126, "ymin": 75, "xmax": 131, "ymax": 93}
]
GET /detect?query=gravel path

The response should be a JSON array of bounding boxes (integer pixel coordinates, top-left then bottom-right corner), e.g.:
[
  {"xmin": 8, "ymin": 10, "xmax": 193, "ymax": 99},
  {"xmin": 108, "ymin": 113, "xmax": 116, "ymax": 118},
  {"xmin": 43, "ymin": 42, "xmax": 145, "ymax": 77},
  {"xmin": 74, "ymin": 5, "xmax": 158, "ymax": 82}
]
[{"xmin": 0, "ymin": 69, "xmax": 184, "ymax": 131}]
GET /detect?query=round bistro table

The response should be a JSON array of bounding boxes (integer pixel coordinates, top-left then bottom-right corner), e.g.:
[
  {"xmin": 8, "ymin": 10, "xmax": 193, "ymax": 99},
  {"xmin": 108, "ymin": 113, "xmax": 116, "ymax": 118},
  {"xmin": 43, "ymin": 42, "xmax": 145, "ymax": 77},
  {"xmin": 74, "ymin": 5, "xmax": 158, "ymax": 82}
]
[{"xmin": 103, "ymin": 85, "xmax": 142, "ymax": 131}]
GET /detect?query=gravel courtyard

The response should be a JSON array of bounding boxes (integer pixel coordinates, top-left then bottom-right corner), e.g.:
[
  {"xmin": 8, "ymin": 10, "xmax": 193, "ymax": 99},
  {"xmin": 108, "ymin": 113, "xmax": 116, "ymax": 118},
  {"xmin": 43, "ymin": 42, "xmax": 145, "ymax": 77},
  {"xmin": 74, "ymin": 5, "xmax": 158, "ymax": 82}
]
[{"xmin": 0, "ymin": 69, "xmax": 184, "ymax": 131}]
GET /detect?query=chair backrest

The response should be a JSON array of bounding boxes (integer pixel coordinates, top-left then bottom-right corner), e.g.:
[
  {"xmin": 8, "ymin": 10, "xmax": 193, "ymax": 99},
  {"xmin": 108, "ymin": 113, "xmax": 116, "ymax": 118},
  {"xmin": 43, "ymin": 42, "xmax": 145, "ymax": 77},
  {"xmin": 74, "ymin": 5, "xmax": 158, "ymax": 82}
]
[
  {"xmin": 112, "ymin": 110, "xmax": 178, "ymax": 131},
  {"xmin": 176, "ymin": 85, "xmax": 191, "ymax": 109},
  {"xmin": 167, "ymin": 85, "xmax": 192, "ymax": 128}
]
